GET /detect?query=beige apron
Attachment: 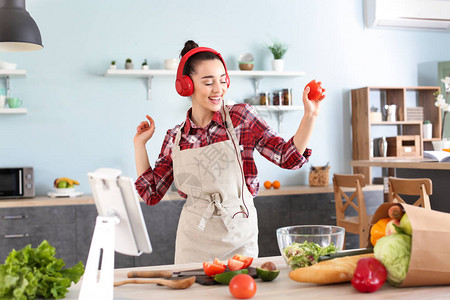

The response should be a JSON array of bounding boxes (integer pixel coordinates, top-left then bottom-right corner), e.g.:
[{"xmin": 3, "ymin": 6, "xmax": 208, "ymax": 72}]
[{"xmin": 172, "ymin": 106, "xmax": 258, "ymax": 264}]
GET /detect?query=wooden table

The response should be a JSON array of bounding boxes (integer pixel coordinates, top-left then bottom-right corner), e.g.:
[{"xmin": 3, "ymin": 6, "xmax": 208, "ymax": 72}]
[
  {"xmin": 65, "ymin": 256, "xmax": 450, "ymax": 299},
  {"xmin": 351, "ymin": 159, "xmax": 450, "ymax": 170}
]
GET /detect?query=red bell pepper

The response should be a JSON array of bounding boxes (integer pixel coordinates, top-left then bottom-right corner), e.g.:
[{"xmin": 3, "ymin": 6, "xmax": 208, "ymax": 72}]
[{"xmin": 351, "ymin": 257, "xmax": 387, "ymax": 293}]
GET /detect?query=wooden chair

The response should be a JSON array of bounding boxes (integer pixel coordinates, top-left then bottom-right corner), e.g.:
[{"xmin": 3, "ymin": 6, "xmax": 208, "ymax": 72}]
[
  {"xmin": 333, "ymin": 174, "xmax": 371, "ymax": 248},
  {"xmin": 388, "ymin": 177, "xmax": 432, "ymax": 209}
]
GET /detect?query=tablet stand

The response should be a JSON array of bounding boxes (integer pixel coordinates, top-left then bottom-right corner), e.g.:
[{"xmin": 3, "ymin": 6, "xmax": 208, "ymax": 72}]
[{"xmin": 78, "ymin": 215, "xmax": 119, "ymax": 300}]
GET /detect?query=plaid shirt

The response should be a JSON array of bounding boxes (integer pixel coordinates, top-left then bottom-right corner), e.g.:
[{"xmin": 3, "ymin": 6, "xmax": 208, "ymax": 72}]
[{"xmin": 135, "ymin": 103, "xmax": 311, "ymax": 205}]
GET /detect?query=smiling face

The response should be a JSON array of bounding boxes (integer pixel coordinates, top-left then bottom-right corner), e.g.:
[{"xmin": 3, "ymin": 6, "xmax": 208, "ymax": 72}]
[{"xmin": 189, "ymin": 59, "xmax": 228, "ymax": 126}]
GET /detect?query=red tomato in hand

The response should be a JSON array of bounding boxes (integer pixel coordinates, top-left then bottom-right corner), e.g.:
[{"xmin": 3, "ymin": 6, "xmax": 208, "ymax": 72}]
[
  {"xmin": 306, "ymin": 79, "xmax": 325, "ymax": 101},
  {"xmin": 203, "ymin": 262, "xmax": 226, "ymax": 277},
  {"xmin": 228, "ymin": 258, "xmax": 246, "ymax": 271},
  {"xmin": 232, "ymin": 255, "xmax": 253, "ymax": 269},
  {"xmin": 229, "ymin": 274, "xmax": 257, "ymax": 299}
]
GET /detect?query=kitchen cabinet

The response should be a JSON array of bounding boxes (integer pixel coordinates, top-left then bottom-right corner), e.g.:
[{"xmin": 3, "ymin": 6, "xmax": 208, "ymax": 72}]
[
  {"xmin": 0, "ymin": 206, "xmax": 77, "ymax": 267},
  {"xmin": 351, "ymin": 86, "xmax": 441, "ymax": 184},
  {"xmin": 0, "ymin": 70, "xmax": 27, "ymax": 114},
  {"xmin": 128, "ymin": 190, "xmax": 383, "ymax": 266}
]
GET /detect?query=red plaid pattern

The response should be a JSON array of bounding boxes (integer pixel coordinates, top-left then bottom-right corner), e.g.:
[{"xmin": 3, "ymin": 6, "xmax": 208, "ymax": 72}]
[{"xmin": 135, "ymin": 103, "xmax": 311, "ymax": 205}]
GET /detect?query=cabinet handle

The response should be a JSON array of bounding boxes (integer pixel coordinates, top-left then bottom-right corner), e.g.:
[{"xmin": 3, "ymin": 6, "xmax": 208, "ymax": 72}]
[
  {"xmin": 330, "ymin": 216, "xmax": 337, "ymax": 220},
  {"xmin": 3, "ymin": 215, "xmax": 27, "ymax": 220},
  {"xmin": 3, "ymin": 234, "xmax": 30, "ymax": 239}
]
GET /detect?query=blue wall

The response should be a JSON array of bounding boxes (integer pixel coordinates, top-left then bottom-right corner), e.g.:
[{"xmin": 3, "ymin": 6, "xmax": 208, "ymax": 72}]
[{"xmin": 1, "ymin": 0, "xmax": 449, "ymax": 195}]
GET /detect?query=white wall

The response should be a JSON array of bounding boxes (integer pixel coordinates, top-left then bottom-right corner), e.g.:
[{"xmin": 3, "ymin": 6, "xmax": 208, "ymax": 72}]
[{"xmin": 1, "ymin": 0, "xmax": 449, "ymax": 195}]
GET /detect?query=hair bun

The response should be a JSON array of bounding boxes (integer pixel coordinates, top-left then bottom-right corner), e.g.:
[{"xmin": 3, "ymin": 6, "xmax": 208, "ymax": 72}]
[{"xmin": 180, "ymin": 40, "xmax": 199, "ymax": 57}]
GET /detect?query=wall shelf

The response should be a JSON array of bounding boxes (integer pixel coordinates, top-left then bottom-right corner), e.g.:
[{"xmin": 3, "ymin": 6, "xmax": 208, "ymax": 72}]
[
  {"xmin": 104, "ymin": 69, "xmax": 305, "ymax": 100},
  {"xmin": 253, "ymin": 105, "xmax": 303, "ymax": 132},
  {"xmin": 105, "ymin": 68, "xmax": 306, "ymax": 132},
  {"xmin": 0, "ymin": 108, "xmax": 27, "ymax": 114}
]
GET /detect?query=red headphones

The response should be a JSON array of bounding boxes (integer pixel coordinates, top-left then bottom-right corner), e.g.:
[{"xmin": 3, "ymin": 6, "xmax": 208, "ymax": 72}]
[{"xmin": 175, "ymin": 47, "xmax": 230, "ymax": 97}]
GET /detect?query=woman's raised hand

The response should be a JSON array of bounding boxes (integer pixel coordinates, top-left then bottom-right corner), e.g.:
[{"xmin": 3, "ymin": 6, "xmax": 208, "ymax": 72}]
[
  {"xmin": 302, "ymin": 86, "xmax": 323, "ymax": 117},
  {"xmin": 133, "ymin": 115, "xmax": 155, "ymax": 145}
]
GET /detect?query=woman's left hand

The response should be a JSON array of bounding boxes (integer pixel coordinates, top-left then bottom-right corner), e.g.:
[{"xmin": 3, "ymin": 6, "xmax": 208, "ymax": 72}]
[{"xmin": 302, "ymin": 86, "xmax": 324, "ymax": 117}]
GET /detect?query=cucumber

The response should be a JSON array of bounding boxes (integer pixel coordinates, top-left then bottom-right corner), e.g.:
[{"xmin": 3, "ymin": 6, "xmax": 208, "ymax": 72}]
[{"xmin": 213, "ymin": 269, "xmax": 248, "ymax": 284}]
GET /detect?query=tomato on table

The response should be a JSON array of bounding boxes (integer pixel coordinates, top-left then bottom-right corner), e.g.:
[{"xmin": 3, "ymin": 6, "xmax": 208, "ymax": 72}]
[
  {"xmin": 305, "ymin": 79, "xmax": 325, "ymax": 101},
  {"xmin": 232, "ymin": 255, "xmax": 253, "ymax": 269},
  {"xmin": 203, "ymin": 262, "xmax": 226, "ymax": 277},
  {"xmin": 229, "ymin": 274, "xmax": 257, "ymax": 299}
]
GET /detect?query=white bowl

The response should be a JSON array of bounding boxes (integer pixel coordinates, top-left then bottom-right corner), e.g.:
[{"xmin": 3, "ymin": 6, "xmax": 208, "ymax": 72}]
[
  {"xmin": 53, "ymin": 187, "xmax": 76, "ymax": 192},
  {"xmin": 0, "ymin": 60, "xmax": 17, "ymax": 70},
  {"xmin": 238, "ymin": 53, "xmax": 254, "ymax": 64}
]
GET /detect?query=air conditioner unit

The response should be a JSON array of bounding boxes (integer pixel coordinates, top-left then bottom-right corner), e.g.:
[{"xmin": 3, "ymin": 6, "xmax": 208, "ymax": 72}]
[{"xmin": 365, "ymin": 0, "xmax": 450, "ymax": 31}]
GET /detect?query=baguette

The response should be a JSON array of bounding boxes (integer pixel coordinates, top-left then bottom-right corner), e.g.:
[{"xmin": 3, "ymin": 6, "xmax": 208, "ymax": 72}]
[{"xmin": 289, "ymin": 253, "xmax": 374, "ymax": 284}]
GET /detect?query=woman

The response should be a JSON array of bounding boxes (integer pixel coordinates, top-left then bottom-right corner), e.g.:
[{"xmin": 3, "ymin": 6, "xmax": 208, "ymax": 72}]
[{"xmin": 134, "ymin": 40, "xmax": 324, "ymax": 264}]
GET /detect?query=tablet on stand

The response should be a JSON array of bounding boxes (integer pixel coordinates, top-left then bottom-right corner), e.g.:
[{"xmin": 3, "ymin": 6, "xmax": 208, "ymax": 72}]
[{"xmin": 78, "ymin": 168, "xmax": 152, "ymax": 300}]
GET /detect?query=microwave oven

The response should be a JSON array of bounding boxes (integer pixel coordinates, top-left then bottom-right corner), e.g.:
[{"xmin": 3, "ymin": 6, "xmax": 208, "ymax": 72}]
[{"xmin": 0, "ymin": 167, "xmax": 35, "ymax": 199}]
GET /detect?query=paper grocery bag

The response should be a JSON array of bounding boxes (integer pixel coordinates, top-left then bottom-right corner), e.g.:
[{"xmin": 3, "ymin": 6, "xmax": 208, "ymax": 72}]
[{"xmin": 371, "ymin": 203, "xmax": 450, "ymax": 287}]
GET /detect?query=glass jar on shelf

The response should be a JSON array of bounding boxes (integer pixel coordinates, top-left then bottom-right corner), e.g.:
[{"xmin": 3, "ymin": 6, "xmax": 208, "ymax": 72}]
[
  {"xmin": 282, "ymin": 88, "xmax": 292, "ymax": 105},
  {"xmin": 272, "ymin": 91, "xmax": 283, "ymax": 106},
  {"xmin": 259, "ymin": 92, "xmax": 270, "ymax": 106}
]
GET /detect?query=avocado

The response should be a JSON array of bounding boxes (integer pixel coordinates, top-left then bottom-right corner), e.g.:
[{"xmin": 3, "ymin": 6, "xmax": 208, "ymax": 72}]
[{"xmin": 256, "ymin": 267, "xmax": 280, "ymax": 281}]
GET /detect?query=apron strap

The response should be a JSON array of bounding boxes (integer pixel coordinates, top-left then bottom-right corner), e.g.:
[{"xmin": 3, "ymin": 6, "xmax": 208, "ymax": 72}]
[
  {"xmin": 198, "ymin": 193, "xmax": 235, "ymax": 232},
  {"xmin": 221, "ymin": 105, "xmax": 241, "ymax": 154},
  {"xmin": 173, "ymin": 121, "xmax": 185, "ymax": 150}
]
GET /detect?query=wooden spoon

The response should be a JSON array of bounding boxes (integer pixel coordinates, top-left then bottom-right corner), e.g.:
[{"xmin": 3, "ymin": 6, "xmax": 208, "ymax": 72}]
[{"xmin": 114, "ymin": 276, "xmax": 195, "ymax": 289}]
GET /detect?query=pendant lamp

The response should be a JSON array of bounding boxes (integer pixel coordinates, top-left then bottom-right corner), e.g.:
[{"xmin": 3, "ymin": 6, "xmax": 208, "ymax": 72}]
[{"xmin": 0, "ymin": 0, "xmax": 43, "ymax": 52}]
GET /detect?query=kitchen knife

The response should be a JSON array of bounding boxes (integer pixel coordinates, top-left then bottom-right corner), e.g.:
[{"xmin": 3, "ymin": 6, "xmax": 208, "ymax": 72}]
[
  {"xmin": 128, "ymin": 269, "xmax": 207, "ymax": 279},
  {"xmin": 318, "ymin": 247, "xmax": 373, "ymax": 262}
]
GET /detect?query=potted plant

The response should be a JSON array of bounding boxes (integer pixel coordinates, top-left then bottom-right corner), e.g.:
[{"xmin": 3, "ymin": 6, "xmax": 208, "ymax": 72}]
[
  {"xmin": 109, "ymin": 60, "xmax": 116, "ymax": 70},
  {"xmin": 141, "ymin": 59, "xmax": 149, "ymax": 70},
  {"xmin": 125, "ymin": 58, "xmax": 133, "ymax": 70},
  {"xmin": 268, "ymin": 41, "xmax": 288, "ymax": 72}
]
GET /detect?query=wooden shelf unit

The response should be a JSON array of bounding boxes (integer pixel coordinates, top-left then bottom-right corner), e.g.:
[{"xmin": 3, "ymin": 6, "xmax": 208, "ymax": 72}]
[{"xmin": 351, "ymin": 86, "xmax": 441, "ymax": 183}]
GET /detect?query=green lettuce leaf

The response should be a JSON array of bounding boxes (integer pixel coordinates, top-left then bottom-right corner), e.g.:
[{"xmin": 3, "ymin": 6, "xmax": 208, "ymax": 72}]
[
  {"xmin": 283, "ymin": 241, "xmax": 337, "ymax": 269},
  {"xmin": 0, "ymin": 240, "xmax": 84, "ymax": 299}
]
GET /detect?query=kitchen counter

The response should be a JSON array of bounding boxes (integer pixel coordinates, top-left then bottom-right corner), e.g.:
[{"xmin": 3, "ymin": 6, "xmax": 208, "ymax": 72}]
[
  {"xmin": 0, "ymin": 185, "xmax": 383, "ymax": 208},
  {"xmin": 65, "ymin": 256, "xmax": 450, "ymax": 299}
]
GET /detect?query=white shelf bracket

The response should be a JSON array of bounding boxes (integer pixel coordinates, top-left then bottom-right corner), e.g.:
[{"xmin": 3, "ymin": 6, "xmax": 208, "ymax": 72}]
[
  {"xmin": 252, "ymin": 77, "xmax": 262, "ymax": 96},
  {"xmin": 277, "ymin": 111, "xmax": 284, "ymax": 132},
  {"xmin": 146, "ymin": 76, "xmax": 153, "ymax": 101}
]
